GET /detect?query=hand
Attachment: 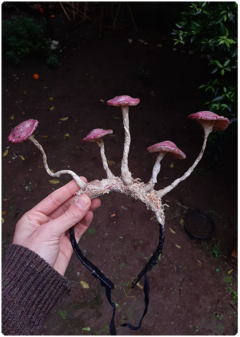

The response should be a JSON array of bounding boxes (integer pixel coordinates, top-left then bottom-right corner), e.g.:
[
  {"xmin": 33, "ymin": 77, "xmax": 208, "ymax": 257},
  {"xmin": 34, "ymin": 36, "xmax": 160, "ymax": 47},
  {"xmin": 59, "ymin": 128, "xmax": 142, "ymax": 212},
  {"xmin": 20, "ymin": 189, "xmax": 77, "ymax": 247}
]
[{"xmin": 12, "ymin": 177, "xmax": 101, "ymax": 276}]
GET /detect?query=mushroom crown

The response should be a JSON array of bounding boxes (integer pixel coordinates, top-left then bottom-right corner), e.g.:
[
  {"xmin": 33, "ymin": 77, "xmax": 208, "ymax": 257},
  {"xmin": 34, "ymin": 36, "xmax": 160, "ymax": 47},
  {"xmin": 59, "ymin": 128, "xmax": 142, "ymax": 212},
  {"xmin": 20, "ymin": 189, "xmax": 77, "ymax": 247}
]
[
  {"xmin": 83, "ymin": 128, "xmax": 113, "ymax": 142},
  {"xmin": 147, "ymin": 140, "xmax": 186, "ymax": 159},
  {"xmin": 188, "ymin": 111, "xmax": 230, "ymax": 131},
  {"xmin": 107, "ymin": 95, "xmax": 140, "ymax": 107},
  {"xmin": 8, "ymin": 119, "xmax": 39, "ymax": 143}
]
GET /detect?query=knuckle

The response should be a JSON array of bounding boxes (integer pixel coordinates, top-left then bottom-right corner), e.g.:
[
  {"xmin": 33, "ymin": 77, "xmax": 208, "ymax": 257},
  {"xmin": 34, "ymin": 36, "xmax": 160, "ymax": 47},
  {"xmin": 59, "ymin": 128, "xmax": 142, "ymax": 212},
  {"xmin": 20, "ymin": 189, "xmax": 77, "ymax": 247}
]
[{"xmin": 65, "ymin": 205, "xmax": 79, "ymax": 222}]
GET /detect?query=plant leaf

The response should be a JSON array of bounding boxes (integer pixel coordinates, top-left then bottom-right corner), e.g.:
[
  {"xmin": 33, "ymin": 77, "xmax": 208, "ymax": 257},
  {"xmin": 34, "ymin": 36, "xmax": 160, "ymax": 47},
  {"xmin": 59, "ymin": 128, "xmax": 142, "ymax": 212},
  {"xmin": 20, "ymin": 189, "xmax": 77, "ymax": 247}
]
[
  {"xmin": 80, "ymin": 281, "xmax": 90, "ymax": 289},
  {"xmin": 3, "ymin": 150, "xmax": 8, "ymax": 157},
  {"xmin": 176, "ymin": 244, "xmax": 181, "ymax": 249},
  {"xmin": 49, "ymin": 179, "xmax": 60, "ymax": 184},
  {"xmin": 82, "ymin": 327, "xmax": 91, "ymax": 331},
  {"xmin": 50, "ymin": 106, "xmax": 55, "ymax": 111},
  {"xmin": 59, "ymin": 117, "xmax": 68, "ymax": 121},
  {"xmin": 169, "ymin": 227, "xmax": 176, "ymax": 234}
]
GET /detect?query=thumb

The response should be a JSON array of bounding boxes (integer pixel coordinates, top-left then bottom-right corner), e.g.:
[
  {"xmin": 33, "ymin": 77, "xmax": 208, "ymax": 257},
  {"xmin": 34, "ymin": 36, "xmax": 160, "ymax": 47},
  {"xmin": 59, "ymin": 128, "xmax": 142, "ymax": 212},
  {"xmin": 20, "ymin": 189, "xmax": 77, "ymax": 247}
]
[{"xmin": 50, "ymin": 194, "xmax": 91, "ymax": 234}]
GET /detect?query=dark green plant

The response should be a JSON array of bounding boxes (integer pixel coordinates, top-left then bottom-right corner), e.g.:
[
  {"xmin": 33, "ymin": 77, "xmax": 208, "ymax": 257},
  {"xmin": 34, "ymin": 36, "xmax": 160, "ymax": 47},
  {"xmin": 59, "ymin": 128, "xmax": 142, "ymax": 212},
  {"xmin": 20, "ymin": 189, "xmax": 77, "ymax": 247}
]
[
  {"xmin": 173, "ymin": 2, "xmax": 237, "ymax": 165},
  {"xmin": 2, "ymin": 15, "xmax": 60, "ymax": 66}
]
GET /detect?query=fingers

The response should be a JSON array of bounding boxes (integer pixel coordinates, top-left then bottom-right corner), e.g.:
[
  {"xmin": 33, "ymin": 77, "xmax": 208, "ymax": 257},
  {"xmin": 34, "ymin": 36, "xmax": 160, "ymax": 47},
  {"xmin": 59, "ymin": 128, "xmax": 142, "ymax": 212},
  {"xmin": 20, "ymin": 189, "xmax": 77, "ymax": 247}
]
[
  {"xmin": 53, "ymin": 211, "xmax": 94, "ymax": 276},
  {"xmin": 49, "ymin": 197, "xmax": 101, "ymax": 220},
  {"xmin": 90, "ymin": 198, "xmax": 101, "ymax": 211},
  {"xmin": 49, "ymin": 194, "xmax": 91, "ymax": 234},
  {"xmin": 31, "ymin": 177, "xmax": 87, "ymax": 215},
  {"xmin": 74, "ymin": 211, "xmax": 93, "ymax": 242}
]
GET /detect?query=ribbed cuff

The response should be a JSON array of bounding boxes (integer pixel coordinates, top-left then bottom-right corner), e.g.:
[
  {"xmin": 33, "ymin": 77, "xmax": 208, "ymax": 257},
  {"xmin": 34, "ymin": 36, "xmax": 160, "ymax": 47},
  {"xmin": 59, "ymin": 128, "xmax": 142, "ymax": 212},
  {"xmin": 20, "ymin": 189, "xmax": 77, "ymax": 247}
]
[{"xmin": 2, "ymin": 244, "xmax": 70, "ymax": 335}]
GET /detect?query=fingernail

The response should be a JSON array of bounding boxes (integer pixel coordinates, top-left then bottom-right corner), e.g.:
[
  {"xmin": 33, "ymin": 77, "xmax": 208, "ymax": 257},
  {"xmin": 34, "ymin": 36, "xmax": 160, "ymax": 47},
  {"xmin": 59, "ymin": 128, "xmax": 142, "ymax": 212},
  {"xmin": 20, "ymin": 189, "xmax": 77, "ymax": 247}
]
[{"xmin": 76, "ymin": 195, "xmax": 89, "ymax": 210}]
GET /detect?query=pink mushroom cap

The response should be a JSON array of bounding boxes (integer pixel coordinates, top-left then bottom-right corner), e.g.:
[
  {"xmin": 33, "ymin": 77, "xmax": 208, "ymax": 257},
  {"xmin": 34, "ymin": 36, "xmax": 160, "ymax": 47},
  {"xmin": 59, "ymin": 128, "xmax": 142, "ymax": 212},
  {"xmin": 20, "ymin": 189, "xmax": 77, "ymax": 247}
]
[
  {"xmin": 83, "ymin": 128, "xmax": 113, "ymax": 142},
  {"xmin": 8, "ymin": 119, "xmax": 39, "ymax": 143},
  {"xmin": 147, "ymin": 140, "xmax": 186, "ymax": 159},
  {"xmin": 107, "ymin": 95, "xmax": 140, "ymax": 107},
  {"xmin": 188, "ymin": 111, "xmax": 230, "ymax": 131}
]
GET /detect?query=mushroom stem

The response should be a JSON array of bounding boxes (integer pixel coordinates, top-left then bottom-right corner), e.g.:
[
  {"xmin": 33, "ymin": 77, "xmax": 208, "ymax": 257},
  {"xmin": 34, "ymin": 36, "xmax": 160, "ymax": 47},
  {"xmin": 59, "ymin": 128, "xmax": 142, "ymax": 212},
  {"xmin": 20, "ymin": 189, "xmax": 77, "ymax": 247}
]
[
  {"xmin": 28, "ymin": 135, "xmax": 86, "ymax": 189},
  {"xmin": 145, "ymin": 152, "xmax": 166, "ymax": 192},
  {"xmin": 96, "ymin": 139, "xmax": 115, "ymax": 179},
  {"xmin": 121, "ymin": 106, "xmax": 132, "ymax": 185},
  {"xmin": 158, "ymin": 125, "xmax": 213, "ymax": 198}
]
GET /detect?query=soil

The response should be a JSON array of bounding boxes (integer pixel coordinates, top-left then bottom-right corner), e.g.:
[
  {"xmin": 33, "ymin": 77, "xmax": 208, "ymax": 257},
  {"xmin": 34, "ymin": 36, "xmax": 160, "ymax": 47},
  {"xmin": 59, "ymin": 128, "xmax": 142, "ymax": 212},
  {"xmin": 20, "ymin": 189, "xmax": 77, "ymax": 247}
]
[{"xmin": 2, "ymin": 7, "xmax": 237, "ymax": 336}]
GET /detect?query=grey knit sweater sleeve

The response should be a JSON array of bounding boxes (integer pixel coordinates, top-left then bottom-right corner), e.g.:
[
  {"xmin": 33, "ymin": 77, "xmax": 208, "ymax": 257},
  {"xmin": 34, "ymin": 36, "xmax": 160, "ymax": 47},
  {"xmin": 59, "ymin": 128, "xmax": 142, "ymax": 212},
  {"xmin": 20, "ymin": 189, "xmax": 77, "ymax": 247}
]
[{"xmin": 2, "ymin": 244, "xmax": 70, "ymax": 335}]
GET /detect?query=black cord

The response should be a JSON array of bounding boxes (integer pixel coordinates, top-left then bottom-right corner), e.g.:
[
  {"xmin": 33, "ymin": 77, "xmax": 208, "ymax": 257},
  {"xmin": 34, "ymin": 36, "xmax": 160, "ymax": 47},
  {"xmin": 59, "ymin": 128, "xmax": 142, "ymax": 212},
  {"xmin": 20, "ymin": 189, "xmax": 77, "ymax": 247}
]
[{"xmin": 70, "ymin": 221, "xmax": 165, "ymax": 335}]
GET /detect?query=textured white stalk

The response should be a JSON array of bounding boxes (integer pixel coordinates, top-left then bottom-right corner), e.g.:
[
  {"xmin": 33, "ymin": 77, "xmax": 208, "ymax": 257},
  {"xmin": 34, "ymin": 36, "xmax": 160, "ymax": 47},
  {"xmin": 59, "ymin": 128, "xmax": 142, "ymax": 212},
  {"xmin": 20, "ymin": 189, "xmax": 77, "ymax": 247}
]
[
  {"xmin": 75, "ymin": 176, "xmax": 165, "ymax": 225},
  {"xmin": 121, "ymin": 106, "xmax": 132, "ymax": 185},
  {"xmin": 28, "ymin": 135, "xmax": 86, "ymax": 189},
  {"xmin": 145, "ymin": 152, "xmax": 166, "ymax": 192},
  {"xmin": 96, "ymin": 139, "xmax": 115, "ymax": 179},
  {"xmin": 158, "ymin": 125, "xmax": 213, "ymax": 198}
]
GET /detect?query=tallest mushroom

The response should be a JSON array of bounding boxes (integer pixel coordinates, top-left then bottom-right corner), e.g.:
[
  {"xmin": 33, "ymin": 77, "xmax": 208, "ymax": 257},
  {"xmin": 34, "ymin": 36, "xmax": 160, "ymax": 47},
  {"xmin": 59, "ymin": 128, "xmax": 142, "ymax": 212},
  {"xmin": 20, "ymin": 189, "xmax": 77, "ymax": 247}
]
[{"xmin": 107, "ymin": 95, "xmax": 140, "ymax": 185}]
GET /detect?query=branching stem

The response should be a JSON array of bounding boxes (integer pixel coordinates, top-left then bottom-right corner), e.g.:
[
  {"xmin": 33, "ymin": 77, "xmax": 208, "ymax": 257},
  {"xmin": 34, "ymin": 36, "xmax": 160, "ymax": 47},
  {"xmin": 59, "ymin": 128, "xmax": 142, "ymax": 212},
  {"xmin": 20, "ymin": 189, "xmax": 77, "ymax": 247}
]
[
  {"xmin": 121, "ymin": 106, "xmax": 132, "ymax": 185},
  {"xmin": 28, "ymin": 135, "xmax": 86, "ymax": 189},
  {"xmin": 96, "ymin": 139, "xmax": 115, "ymax": 179},
  {"xmin": 158, "ymin": 125, "xmax": 213, "ymax": 198}
]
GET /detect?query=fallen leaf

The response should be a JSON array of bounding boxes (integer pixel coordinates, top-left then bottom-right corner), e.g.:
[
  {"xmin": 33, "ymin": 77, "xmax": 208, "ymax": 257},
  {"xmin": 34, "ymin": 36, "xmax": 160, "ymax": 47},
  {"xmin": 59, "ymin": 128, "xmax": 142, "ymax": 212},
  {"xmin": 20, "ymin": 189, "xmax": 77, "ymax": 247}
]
[
  {"xmin": 22, "ymin": 112, "xmax": 25, "ymax": 114},
  {"xmin": 150, "ymin": 217, "xmax": 154, "ymax": 220},
  {"xmin": 100, "ymin": 99, "xmax": 105, "ymax": 102},
  {"xmin": 144, "ymin": 42, "xmax": 148, "ymax": 45},
  {"xmin": 197, "ymin": 260, "xmax": 201, "ymax": 267},
  {"xmin": 49, "ymin": 97, "xmax": 53, "ymax": 100},
  {"xmin": 50, "ymin": 106, "xmax": 55, "ymax": 111},
  {"xmin": 23, "ymin": 91, "xmax": 27, "ymax": 94},
  {"xmin": 228, "ymin": 269, "xmax": 233, "ymax": 275},
  {"xmin": 136, "ymin": 282, "xmax": 143, "ymax": 289},
  {"xmin": 3, "ymin": 199, "xmax": 9, "ymax": 202},
  {"xmin": 42, "ymin": 136, "xmax": 49, "ymax": 138},
  {"xmin": 13, "ymin": 74, "xmax": 16, "ymax": 76},
  {"xmin": 38, "ymin": 166, "xmax": 42, "ymax": 168},
  {"xmin": 49, "ymin": 180, "xmax": 60, "ymax": 184},
  {"xmin": 20, "ymin": 155, "xmax": 25, "ymax": 160},
  {"xmin": 10, "ymin": 115, "xmax": 14, "ymax": 120},
  {"xmin": 176, "ymin": 244, "xmax": 181, "ymax": 249},
  {"xmin": 169, "ymin": 227, "xmax": 176, "ymax": 234},
  {"xmin": 3, "ymin": 150, "xmax": 8, "ymax": 157},
  {"xmin": 44, "ymin": 87, "xmax": 48, "ymax": 89},
  {"xmin": 110, "ymin": 214, "xmax": 116, "ymax": 218},
  {"xmin": 180, "ymin": 219, "xmax": 184, "ymax": 226},
  {"xmin": 2, "ymin": 218, "xmax": 4, "ymax": 224},
  {"xmin": 59, "ymin": 117, "xmax": 68, "ymax": 121},
  {"xmin": 82, "ymin": 327, "xmax": 91, "ymax": 332},
  {"xmin": 64, "ymin": 133, "xmax": 69, "ymax": 138},
  {"xmin": 108, "ymin": 160, "xmax": 115, "ymax": 166},
  {"xmin": 170, "ymin": 162, "xmax": 174, "ymax": 168},
  {"xmin": 2, "ymin": 211, "xmax": 6, "ymax": 216},
  {"xmin": 51, "ymin": 169, "xmax": 55, "ymax": 173},
  {"xmin": 80, "ymin": 281, "xmax": 89, "ymax": 289}
]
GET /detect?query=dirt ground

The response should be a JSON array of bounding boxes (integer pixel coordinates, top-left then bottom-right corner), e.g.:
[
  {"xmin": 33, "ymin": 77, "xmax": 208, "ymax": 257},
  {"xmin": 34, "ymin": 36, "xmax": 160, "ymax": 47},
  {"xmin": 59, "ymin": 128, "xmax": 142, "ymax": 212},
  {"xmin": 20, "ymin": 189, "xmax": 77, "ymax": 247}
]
[{"xmin": 2, "ymin": 8, "xmax": 237, "ymax": 336}]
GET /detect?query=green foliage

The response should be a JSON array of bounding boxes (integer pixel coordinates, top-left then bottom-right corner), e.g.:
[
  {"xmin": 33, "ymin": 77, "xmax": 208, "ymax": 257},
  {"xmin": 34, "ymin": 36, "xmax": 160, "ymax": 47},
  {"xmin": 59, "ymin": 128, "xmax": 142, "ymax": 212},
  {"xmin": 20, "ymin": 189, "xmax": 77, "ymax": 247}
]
[
  {"xmin": 228, "ymin": 287, "xmax": 238, "ymax": 302},
  {"xmin": 2, "ymin": 15, "xmax": 60, "ymax": 66},
  {"xmin": 173, "ymin": 2, "xmax": 237, "ymax": 165}
]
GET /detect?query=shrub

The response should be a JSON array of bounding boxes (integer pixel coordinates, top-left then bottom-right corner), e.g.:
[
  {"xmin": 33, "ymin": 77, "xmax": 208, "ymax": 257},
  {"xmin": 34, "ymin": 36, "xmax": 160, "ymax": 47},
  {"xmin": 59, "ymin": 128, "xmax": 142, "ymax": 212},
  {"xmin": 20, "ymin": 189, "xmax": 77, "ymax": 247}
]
[
  {"xmin": 2, "ymin": 15, "xmax": 60, "ymax": 66},
  {"xmin": 173, "ymin": 2, "xmax": 237, "ymax": 164}
]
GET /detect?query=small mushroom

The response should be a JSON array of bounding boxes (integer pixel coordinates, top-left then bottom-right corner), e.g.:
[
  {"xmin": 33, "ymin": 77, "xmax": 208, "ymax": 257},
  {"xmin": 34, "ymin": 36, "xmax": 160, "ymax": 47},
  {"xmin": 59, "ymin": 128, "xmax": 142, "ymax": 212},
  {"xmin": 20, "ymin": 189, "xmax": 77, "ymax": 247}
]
[
  {"xmin": 8, "ymin": 119, "xmax": 86, "ymax": 189},
  {"xmin": 188, "ymin": 111, "xmax": 230, "ymax": 137},
  {"xmin": 83, "ymin": 128, "xmax": 115, "ymax": 179},
  {"xmin": 107, "ymin": 95, "xmax": 140, "ymax": 185},
  {"xmin": 159, "ymin": 111, "xmax": 230, "ymax": 197},
  {"xmin": 145, "ymin": 141, "xmax": 186, "ymax": 192}
]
